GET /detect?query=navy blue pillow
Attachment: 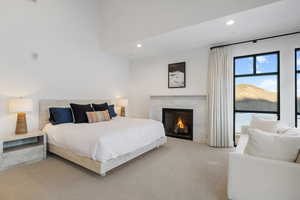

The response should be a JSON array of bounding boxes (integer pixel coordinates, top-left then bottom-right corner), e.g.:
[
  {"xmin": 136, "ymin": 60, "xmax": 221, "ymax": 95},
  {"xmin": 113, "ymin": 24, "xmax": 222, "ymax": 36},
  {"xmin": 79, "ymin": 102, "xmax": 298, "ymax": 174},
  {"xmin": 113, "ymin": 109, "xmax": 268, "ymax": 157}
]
[
  {"xmin": 49, "ymin": 111, "xmax": 55, "ymax": 124},
  {"xmin": 49, "ymin": 108, "xmax": 74, "ymax": 125},
  {"xmin": 92, "ymin": 103, "xmax": 108, "ymax": 112},
  {"xmin": 70, "ymin": 103, "xmax": 93, "ymax": 123},
  {"xmin": 108, "ymin": 105, "xmax": 117, "ymax": 118}
]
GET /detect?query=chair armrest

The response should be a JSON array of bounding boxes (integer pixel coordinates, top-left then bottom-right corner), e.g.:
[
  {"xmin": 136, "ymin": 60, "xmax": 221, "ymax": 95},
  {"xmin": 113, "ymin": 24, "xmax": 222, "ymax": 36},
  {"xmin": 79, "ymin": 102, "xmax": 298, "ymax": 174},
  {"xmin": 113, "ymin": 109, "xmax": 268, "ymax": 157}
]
[
  {"xmin": 235, "ymin": 134, "xmax": 248, "ymax": 153},
  {"xmin": 228, "ymin": 152, "xmax": 300, "ymax": 200}
]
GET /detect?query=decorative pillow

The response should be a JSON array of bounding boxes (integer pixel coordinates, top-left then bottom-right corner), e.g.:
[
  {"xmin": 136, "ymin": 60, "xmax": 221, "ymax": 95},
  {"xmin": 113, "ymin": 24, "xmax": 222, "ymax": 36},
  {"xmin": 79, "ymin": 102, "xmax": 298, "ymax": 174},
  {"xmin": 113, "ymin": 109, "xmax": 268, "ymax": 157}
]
[
  {"xmin": 86, "ymin": 111, "xmax": 105, "ymax": 123},
  {"xmin": 108, "ymin": 105, "xmax": 117, "ymax": 118},
  {"xmin": 249, "ymin": 115, "xmax": 278, "ymax": 133},
  {"xmin": 86, "ymin": 111, "xmax": 110, "ymax": 123},
  {"xmin": 49, "ymin": 107, "xmax": 73, "ymax": 125},
  {"xmin": 245, "ymin": 129, "xmax": 300, "ymax": 162},
  {"xmin": 92, "ymin": 103, "xmax": 109, "ymax": 112},
  {"xmin": 280, "ymin": 128, "xmax": 300, "ymax": 136},
  {"xmin": 295, "ymin": 150, "xmax": 300, "ymax": 163},
  {"xmin": 49, "ymin": 110, "xmax": 55, "ymax": 124},
  {"xmin": 102, "ymin": 110, "xmax": 111, "ymax": 121},
  {"xmin": 276, "ymin": 121, "xmax": 290, "ymax": 134},
  {"xmin": 70, "ymin": 103, "xmax": 93, "ymax": 123}
]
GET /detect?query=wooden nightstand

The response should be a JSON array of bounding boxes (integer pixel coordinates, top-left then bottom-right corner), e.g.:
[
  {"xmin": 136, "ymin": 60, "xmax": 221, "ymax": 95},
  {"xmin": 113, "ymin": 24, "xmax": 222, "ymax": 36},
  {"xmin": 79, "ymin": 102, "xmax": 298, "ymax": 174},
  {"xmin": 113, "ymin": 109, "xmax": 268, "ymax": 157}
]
[{"xmin": 0, "ymin": 131, "xmax": 47, "ymax": 171}]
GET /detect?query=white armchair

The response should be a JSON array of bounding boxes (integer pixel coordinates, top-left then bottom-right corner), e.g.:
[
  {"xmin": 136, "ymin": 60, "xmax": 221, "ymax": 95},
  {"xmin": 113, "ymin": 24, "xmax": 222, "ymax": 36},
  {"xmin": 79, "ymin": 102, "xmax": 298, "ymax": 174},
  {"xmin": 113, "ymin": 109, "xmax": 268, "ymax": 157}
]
[{"xmin": 227, "ymin": 127, "xmax": 300, "ymax": 200}]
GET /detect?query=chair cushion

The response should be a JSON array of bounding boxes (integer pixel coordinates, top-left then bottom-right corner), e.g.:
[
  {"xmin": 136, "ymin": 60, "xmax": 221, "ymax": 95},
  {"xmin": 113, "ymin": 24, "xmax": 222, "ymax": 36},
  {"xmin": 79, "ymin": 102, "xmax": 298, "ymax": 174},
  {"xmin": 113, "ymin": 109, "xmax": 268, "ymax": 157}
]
[
  {"xmin": 249, "ymin": 115, "xmax": 278, "ymax": 133},
  {"xmin": 245, "ymin": 129, "xmax": 300, "ymax": 162}
]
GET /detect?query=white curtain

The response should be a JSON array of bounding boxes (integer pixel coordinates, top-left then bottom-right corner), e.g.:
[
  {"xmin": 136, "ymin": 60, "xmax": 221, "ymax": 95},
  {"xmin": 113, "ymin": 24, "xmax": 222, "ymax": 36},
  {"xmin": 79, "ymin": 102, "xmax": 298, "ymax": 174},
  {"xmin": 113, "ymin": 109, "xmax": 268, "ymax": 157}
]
[{"xmin": 208, "ymin": 47, "xmax": 234, "ymax": 148}]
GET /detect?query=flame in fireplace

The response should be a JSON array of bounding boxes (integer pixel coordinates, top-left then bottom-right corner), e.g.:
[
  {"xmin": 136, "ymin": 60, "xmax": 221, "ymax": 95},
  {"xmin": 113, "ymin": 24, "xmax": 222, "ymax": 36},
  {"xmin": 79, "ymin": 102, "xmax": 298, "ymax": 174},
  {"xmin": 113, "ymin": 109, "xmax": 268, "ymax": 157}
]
[{"xmin": 176, "ymin": 117, "xmax": 185, "ymax": 129}]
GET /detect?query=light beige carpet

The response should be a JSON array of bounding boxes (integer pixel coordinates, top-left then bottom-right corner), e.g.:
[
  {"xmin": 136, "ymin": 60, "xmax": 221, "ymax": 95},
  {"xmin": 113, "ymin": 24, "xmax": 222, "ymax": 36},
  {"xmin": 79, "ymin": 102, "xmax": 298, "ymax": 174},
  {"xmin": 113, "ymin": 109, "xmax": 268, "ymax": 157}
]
[{"xmin": 0, "ymin": 138, "xmax": 229, "ymax": 200}]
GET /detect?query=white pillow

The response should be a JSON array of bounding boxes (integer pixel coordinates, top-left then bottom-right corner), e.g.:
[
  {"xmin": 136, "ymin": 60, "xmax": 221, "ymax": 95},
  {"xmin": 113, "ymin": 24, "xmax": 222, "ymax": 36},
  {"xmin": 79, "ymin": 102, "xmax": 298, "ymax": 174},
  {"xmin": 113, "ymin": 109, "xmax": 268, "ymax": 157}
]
[
  {"xmin": 249, "ymin": 115, "xmax": 278, "ymax": 133},
  {"xmin": 282, "ymin": 128, "xmax": 300, "ymax": 136},
  {"xmin": 276, "ymin": 121, "xmax": 290, "ymax": 134},
  {"xmin": 245, "ymin": 129, "xmax": 300, "ymax": 162}
]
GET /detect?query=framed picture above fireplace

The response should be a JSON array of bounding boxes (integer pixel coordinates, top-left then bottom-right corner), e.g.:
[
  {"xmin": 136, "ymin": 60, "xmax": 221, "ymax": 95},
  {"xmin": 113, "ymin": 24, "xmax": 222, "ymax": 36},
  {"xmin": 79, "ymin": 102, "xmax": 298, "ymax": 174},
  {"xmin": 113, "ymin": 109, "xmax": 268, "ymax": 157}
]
[{"xmin": 168, "ymin": 62, "xmax": 186, "ymax": 88}]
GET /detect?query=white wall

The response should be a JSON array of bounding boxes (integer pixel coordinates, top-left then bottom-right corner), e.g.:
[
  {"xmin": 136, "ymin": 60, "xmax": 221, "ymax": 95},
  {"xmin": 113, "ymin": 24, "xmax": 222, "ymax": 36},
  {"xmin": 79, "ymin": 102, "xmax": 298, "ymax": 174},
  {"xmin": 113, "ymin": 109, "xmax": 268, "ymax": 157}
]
[
  {"xmin": 231, "ymin": 34, "xmax": 300, "ymax": 127},
  {"xmin": 0, "ymin": 0, "xmax": 130, "ymax": 136},
  {"xmin": 129, "ymin": 47, "xmax": 209, "ymax": 118},
  {"xmin": 129, "ymin": 34, "xmax": 300, "ymax": 128}
]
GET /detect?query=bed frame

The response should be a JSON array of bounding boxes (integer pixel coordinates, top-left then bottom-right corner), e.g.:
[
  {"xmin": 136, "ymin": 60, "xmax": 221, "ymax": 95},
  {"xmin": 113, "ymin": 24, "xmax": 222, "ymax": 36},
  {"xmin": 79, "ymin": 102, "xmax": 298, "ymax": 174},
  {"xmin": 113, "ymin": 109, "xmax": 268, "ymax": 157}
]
[{"xmin": 39, "ymin": 99, "xmax": 166, "ymax": 176}]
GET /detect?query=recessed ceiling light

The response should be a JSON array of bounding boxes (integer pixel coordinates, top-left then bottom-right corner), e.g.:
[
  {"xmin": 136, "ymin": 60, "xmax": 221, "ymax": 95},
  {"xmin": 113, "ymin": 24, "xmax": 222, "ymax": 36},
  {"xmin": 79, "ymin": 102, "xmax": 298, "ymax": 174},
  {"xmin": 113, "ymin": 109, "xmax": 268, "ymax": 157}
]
[
  {"xmin": 137, "ymin": 44, "xmax": 142, "ymax": 48},
  {"xmin": 226, "ymin": 20, "xmax": 235, "ymax": 26}
]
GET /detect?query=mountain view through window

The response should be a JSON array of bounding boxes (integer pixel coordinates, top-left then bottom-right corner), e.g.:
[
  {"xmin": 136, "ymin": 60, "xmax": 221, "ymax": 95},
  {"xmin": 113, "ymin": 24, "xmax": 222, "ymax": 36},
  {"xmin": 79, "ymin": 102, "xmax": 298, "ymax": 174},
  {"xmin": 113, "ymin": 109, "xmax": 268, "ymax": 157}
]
[{"xmin": 234, "ymin": 52, "xmax": 280, "ymax": 133}]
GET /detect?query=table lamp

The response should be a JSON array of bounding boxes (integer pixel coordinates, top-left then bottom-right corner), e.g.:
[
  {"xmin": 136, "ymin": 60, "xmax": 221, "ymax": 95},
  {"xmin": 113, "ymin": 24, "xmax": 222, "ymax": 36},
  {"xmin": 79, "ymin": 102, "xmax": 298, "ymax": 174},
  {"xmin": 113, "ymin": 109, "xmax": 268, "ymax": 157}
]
[
  {"xmin": 9, "ymin": 98, "xmax": 33, "ymax": 135},
  {"xmin": 117, "ymin": 99, "xmax": 128, "ymax": 117}
]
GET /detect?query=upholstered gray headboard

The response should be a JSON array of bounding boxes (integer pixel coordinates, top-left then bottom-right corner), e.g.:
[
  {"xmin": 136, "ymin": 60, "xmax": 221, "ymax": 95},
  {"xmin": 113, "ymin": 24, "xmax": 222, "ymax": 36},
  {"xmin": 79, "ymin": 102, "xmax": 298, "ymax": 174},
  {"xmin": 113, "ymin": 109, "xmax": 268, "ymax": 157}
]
[{"xmin": 39, "ymin": 99, "xmax": 111, "ymax": 130}]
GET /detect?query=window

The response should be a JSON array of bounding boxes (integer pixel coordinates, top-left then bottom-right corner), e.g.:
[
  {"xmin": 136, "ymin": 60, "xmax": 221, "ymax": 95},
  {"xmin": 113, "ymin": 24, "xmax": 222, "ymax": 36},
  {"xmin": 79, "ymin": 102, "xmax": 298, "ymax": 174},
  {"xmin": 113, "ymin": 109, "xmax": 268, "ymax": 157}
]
[
  {"xmin": 234, "ymin": 52, "xmax": 280, "ymax": 139},
  {"xmin": 295, "ymin": 49, "xmax": 300, "ymax": 126}
]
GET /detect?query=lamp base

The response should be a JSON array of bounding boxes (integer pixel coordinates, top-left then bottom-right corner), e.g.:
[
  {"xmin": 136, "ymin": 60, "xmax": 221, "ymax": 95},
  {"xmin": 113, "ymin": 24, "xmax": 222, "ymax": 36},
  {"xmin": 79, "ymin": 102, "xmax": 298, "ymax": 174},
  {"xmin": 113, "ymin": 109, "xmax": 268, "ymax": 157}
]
[
  {"xmin": 15, "ymin": 112, "xmax": 28, "ymax": 135},
  {"xmin": 120, "ymin": 107, "xmax": 126, "ymax": 117}
]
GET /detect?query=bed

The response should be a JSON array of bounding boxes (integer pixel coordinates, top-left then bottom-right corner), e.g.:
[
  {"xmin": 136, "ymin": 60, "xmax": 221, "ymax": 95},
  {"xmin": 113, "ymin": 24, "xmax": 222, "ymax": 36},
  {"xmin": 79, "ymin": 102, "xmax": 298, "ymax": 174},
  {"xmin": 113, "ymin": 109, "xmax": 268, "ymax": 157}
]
[{"xmin": 39, "ymin": 100, "xmax": 167, "ymax": 176}]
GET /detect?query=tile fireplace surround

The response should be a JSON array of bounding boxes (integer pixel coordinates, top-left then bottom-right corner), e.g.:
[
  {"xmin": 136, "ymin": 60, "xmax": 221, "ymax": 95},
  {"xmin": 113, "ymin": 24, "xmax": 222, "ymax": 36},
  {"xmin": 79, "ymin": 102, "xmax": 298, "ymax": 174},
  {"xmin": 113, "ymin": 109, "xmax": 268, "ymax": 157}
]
[{"xmin": 149, "ymin": 95, "xmax": 208, "ymax": 143}]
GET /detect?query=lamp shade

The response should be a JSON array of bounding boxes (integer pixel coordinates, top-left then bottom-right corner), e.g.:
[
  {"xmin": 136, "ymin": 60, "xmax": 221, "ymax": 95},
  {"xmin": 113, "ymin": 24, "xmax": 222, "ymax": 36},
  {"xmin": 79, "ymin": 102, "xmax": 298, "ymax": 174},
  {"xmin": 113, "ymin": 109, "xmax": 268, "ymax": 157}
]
[
  {"xmin": 9, "ymin": 98, "xmax": 33, "ymax": 113},
  {"xmin": 117, "ymin": 99, "xmax": 128, "ymax": 107}
]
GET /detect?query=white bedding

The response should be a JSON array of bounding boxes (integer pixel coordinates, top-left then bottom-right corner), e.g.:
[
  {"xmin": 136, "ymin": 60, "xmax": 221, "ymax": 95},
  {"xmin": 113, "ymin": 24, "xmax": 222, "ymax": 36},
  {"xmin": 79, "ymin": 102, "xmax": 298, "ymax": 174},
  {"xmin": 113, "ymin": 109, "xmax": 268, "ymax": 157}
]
[{"xmin": 43, "ymin": 117, "xmax": 166, "ymax": 162}]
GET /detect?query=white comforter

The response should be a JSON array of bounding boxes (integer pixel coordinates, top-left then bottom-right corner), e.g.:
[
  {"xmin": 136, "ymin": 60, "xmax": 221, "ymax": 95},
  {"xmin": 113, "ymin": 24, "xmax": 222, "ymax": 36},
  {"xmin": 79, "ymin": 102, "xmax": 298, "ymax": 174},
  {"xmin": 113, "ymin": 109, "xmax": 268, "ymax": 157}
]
[{"xmin": 43, "ymin": 117, "xmax": 166, "ymax": 162}]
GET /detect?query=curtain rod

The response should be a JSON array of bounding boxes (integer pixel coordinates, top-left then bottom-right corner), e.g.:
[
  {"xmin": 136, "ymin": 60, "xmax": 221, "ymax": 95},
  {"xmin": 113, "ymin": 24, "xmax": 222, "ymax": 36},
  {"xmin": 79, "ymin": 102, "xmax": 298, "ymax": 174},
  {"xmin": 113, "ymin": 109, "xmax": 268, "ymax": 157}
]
[{"xmin": 210, "ymin": 31, "xmax": 300, "ymax": 50}]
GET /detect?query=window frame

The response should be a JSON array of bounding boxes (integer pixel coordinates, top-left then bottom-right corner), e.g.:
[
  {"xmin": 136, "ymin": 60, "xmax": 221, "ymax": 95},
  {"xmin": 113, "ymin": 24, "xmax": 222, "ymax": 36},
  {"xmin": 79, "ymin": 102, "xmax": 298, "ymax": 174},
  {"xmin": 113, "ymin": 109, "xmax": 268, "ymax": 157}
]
[
  {"xmin": 233, "ymin": 51, "xmax": 280, "ymax": 146},
  {"xmin": 295, "ymin": 48, "xmax": 300, "ymax": 127}
]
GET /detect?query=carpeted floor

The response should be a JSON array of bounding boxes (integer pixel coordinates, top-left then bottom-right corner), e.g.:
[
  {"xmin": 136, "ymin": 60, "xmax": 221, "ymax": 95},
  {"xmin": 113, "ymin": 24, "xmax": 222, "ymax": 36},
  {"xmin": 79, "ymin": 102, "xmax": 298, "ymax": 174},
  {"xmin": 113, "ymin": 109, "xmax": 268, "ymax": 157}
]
[{"xmin": 0, "ymin": 138, "xmax": 230, "ymax": 200}]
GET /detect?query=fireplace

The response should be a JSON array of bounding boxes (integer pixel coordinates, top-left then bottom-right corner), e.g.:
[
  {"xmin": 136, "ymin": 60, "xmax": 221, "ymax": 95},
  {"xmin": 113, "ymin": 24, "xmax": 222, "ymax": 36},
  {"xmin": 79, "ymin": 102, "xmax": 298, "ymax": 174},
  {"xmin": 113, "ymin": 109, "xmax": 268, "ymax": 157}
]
[{"xmin": 162, "ymin": 108, "xmax": 193, "ymax": 140}]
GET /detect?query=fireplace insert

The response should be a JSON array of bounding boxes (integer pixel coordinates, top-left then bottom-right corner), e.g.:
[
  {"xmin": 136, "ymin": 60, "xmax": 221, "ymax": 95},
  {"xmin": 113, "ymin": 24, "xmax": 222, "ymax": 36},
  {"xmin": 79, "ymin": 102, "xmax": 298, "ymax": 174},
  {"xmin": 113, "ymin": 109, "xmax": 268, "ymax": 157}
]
[{"xmin": 162, "ymin": 108, "xmax": 193, "ymax": 140}]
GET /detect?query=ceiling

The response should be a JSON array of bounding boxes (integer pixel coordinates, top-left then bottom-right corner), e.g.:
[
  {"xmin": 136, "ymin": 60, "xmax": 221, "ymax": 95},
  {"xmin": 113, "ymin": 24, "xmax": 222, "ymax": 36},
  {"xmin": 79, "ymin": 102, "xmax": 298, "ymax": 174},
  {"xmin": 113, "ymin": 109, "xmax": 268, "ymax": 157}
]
[
  {"xmin": 99, "ymin": 0, "xmax": 300, "ymax": 60},
  {"xmin": 98, "ymin": 0, "xmax": 279, "ymax": 47}
]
